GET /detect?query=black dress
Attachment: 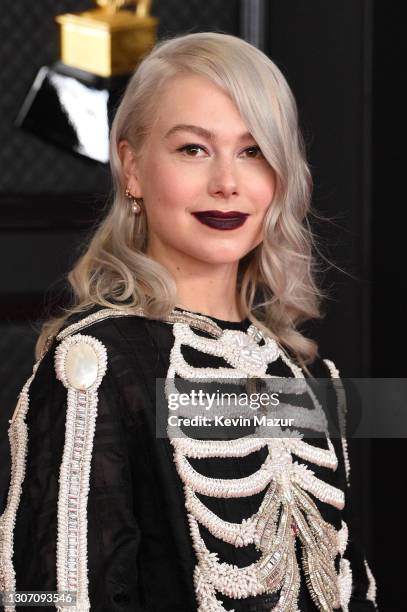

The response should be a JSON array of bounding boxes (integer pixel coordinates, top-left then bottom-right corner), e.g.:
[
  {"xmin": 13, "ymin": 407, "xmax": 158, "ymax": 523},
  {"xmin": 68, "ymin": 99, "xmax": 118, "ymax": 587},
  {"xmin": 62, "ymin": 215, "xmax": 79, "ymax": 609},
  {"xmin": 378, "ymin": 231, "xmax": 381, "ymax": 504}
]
[{"xmin": 0, "ymin": 304, "xmax": 377, "ymax": 611}]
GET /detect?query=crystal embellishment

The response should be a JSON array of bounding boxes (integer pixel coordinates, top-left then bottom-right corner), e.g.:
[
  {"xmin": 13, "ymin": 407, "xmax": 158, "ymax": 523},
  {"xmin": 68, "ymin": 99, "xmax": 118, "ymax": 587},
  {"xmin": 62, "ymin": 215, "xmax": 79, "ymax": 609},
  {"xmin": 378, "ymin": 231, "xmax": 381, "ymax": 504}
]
[
  {"xmin": 54, "ymin": 333, "xmax": 108, "ymax": 612},
  {"xmin": 218, "ymin": 329, "xmax": 279, "ymax": 375}
]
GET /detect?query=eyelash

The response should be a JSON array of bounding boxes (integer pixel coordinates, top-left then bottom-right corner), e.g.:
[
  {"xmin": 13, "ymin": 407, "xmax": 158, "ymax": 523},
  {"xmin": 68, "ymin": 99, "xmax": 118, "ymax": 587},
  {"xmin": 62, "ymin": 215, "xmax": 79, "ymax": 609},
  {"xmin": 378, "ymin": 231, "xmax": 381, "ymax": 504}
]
[{"xmin": 176, "ymin": 144, "xmax": 264, "ymax": 159}]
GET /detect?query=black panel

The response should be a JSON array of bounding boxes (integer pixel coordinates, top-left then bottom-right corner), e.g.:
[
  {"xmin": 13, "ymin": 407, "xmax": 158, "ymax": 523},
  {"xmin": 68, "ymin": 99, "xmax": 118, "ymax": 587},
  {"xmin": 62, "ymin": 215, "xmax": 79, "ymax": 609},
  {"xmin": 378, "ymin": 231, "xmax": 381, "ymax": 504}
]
[
  {"xmin": 267, "ymin": 0, "xmax": 372, "ymax": 379},
  {"xmin": 371, "ymin": 1, "xmax": 405, "ymax": 609}
]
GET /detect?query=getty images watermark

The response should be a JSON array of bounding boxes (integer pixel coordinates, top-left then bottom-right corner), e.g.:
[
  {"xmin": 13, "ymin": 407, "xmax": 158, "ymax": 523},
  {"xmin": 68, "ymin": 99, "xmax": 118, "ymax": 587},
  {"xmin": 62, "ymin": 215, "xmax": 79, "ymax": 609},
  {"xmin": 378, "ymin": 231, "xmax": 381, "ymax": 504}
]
[
  {"xmin": 155, "ymin": 376, "xmax": 331, "ymax": 440},
  {"xmin": 154, "ymin": 376, "xmax": 407, "ymax": 439},
  {"xmin": 166, "ymin": 387, "xmax": 295, "ymax": 429}
]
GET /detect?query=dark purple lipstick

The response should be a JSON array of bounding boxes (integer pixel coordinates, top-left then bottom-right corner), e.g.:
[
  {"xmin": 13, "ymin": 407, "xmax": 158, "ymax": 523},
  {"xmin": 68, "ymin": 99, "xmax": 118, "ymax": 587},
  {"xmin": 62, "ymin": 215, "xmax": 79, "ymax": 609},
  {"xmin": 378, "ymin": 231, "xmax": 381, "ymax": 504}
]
[{"xmin": 192, "ymin": 210, "xmax": 249, "ymax": 230}]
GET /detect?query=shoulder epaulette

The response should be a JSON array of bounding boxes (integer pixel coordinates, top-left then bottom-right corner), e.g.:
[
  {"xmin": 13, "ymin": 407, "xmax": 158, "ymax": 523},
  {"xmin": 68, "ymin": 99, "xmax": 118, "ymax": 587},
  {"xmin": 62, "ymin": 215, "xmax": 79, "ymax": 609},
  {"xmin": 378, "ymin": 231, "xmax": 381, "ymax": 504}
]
[
  {"xmin": 53, "ymin": 331, "xmax": 108, "ymax": 607},
  {"xmin": 56, "ymin": 307, "xmax": 138, "ymax": 341}
]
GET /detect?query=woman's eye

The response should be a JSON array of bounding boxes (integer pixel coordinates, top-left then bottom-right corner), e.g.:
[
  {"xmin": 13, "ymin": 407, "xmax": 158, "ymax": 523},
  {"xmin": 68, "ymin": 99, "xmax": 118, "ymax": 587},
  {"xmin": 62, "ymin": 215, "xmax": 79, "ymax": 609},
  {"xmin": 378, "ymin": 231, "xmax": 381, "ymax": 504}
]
[
  {"xmin": 176, "ymin": 144, "xmax": 263, "ymax": 158},
  {"xmin": 177, "ymin": 144, "xmax": 206, "ymax": 156},
  {"xmin": 243, "ymin": 146, "xmax": 263, "ymax": 158}
]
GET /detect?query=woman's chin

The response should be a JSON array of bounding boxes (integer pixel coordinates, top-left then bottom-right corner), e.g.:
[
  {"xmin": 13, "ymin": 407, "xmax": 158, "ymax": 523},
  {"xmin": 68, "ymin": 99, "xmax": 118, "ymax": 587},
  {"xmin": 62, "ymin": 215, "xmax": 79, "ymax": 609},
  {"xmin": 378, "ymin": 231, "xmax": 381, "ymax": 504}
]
[{"xmin": 188, "ymin": 250, "xmax": 248, "ymax": 265}]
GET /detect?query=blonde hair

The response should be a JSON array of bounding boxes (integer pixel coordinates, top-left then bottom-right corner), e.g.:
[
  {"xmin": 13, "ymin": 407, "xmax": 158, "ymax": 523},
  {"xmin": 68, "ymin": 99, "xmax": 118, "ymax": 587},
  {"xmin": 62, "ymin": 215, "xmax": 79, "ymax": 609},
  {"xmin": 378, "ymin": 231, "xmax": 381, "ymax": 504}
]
[{"xmin": 35, "ymin": 31, "xmax": 329, "ymax": 367}]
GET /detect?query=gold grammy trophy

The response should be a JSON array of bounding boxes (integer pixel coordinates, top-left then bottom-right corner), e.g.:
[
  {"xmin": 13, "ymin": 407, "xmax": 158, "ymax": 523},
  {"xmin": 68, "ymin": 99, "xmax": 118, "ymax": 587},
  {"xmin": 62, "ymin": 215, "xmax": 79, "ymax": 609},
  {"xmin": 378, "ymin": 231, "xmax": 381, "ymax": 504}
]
[
  {"xmin": 55, "ymin": 0, "xmax": 158, "ymax": 77},
  {"xmin": 16, "ymin": 1, "xmax": 158, "ymax": 162}
]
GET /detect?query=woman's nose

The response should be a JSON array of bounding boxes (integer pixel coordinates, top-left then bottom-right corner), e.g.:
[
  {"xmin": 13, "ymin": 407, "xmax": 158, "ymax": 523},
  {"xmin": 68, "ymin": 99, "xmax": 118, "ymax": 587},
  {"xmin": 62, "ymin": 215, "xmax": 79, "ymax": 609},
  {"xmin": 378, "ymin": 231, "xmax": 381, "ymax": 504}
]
[{"xmin": 208, "ymin": 159, "xmax": 239, "ymax": 199}]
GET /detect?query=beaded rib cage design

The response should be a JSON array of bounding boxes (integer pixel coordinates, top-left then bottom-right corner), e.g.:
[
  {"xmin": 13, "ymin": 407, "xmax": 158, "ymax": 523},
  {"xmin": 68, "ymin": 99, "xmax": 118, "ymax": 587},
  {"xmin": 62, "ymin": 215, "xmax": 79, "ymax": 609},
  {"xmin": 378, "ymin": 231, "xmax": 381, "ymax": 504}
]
[{"xmin": 165, "ymin": 320, "xmax": 351, "ymax": 612}]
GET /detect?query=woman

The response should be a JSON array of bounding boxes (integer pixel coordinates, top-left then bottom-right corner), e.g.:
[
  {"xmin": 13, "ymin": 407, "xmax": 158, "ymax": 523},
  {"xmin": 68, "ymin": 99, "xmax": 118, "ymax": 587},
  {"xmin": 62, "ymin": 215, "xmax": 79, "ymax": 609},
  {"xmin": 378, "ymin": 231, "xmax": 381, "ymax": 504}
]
[{"xmin": 0, "ymin": 32, "xmax": 377, "ymax": 611}]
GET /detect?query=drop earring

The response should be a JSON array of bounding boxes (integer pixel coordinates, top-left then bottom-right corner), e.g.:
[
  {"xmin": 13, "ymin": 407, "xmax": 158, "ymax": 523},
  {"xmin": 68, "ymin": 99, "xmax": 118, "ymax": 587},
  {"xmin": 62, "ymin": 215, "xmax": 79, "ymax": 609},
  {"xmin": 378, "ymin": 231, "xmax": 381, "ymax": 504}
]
[{"xmin": 125, "ymin": 187, "xmax": 142, "ymax": 214}]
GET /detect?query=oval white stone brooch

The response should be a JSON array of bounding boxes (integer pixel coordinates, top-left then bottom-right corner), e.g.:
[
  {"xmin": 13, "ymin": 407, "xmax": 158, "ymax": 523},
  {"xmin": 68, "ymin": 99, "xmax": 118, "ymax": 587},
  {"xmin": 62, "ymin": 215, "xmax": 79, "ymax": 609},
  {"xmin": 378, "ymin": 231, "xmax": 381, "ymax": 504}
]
[{"xmin": 54, "ymin": 333, "xmax": 108, "ymax": 391}]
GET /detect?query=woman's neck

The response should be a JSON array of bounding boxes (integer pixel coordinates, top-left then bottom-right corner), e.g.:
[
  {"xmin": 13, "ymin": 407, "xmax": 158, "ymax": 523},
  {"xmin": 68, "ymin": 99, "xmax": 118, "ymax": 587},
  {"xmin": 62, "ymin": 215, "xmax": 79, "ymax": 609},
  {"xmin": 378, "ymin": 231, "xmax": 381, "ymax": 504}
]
[{"xmin": 174, "ymin": 299, "xmax": 243, "ymax": 322}]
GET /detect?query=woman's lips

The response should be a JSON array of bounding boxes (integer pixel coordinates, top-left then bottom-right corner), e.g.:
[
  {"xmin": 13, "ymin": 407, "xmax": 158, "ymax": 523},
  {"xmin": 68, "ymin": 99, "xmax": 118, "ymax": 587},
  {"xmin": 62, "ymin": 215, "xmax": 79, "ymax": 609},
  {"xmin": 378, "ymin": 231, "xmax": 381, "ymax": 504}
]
[{"xmin": 192, "ymin": 210, "xmax": 249, "ymax": 230}]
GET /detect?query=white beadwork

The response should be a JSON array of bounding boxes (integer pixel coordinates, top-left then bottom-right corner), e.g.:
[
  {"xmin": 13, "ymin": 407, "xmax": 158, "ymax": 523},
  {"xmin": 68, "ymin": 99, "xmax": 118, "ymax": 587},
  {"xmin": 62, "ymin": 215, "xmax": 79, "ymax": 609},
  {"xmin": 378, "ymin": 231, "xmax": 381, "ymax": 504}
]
[
  {"xmin": 166, "ymin": 322, "xmax": 279, "ymax": 379},
  {"xmin": 170, "ymin": 424, "xmax": 315, "ymax": 457},
  {"xmin": 291, "ymin": 462, "xmax": 344, "ymax": 509},
  {"xmin": 166, "ymin": 320, "xmax": 347, "ymax": 611},
  {"xmin": 218, "ymin": 327, "xmax": 279, "ymax": 374},
  {"xmin": 364, "ymin": 559, "xmax": 378, "ymax": 608},
  {"xmin": 323, "ymin": 358, "xmax": 351, "ymax": 486},
  {"xmin": 189, "ymin": 513, "xmax": 267, "ymax": 598},
  {"xmin": 56, "ymin": 307, "xmax": 136, "ymax": 341},
  {"xmin": 0, "ymin": 358, "xmax": 43, "ymax": 612},
  {"xmin": 338, "ymin": 557, "xmax": 353, "ymax": 611},
  {"xmin": 54, "ymin": 333, "xmax": 107, "ymax": 612},
  {"xmin": 337, "ymin": 520, "xmax": 349, "ymax": 556},
  {"xmin": 174, "ymin": 450, "xmax": 274, "ymax": 497},
  {"xmin": 171, "ymin": 428, "xmax": 269, "ymax": 458},
  {"xmin": 285, "ymin": 437, "xmax": 338, "ymax": 469}
]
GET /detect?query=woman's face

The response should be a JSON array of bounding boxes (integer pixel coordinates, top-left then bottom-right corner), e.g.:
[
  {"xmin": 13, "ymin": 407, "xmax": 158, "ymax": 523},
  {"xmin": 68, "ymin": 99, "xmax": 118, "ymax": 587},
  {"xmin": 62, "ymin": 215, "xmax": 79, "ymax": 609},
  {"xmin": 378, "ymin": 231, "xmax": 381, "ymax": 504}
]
[{"xmin": 120, "ymin": 74, "xmax": 276, "ymax": 267}]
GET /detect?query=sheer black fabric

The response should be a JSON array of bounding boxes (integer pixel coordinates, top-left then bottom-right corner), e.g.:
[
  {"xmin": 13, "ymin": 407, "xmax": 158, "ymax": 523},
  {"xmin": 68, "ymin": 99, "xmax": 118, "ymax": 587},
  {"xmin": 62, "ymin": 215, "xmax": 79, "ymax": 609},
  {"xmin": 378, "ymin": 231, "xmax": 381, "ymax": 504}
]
[{"xmin": 5, "ymin": 305, "xmax": 376, "ymax": 611}]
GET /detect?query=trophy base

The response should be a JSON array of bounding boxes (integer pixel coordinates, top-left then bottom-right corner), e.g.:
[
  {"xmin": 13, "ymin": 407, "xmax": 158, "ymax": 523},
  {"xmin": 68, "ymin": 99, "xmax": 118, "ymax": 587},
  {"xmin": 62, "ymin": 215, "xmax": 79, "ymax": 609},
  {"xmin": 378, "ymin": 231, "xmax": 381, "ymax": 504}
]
[
  {"xmin": 56, "ymin": 9, "xmax": 158, "ymax": 77},
  {"xmin": 15, "ymin": 62, "xmax": 130, "ymax": 163}
]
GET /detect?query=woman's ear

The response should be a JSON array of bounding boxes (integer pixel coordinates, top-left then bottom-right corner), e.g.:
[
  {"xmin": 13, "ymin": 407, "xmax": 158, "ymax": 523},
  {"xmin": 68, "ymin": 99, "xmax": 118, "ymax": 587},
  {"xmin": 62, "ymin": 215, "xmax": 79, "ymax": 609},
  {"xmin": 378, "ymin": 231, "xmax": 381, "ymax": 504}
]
[{"xmin": 118, "ymin": 139, "xmax": 143, "ymax": 197}]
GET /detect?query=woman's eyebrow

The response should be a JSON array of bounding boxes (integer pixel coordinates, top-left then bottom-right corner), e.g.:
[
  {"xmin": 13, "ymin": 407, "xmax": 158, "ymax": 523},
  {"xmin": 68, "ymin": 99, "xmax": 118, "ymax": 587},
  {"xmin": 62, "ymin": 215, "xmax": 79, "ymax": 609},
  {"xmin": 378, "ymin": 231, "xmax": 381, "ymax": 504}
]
[{"xmin": 164, "ymin": 123, "xmax": 253, "ymax": 142}]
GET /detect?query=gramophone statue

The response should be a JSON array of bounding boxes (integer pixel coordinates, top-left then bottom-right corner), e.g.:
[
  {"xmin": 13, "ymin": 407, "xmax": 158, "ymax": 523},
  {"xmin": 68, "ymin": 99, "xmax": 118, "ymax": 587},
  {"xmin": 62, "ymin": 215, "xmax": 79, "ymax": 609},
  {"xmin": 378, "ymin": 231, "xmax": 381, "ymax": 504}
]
[{"xmin": 15, "ymin": 1, "xmax": 158, "ymax": 163}]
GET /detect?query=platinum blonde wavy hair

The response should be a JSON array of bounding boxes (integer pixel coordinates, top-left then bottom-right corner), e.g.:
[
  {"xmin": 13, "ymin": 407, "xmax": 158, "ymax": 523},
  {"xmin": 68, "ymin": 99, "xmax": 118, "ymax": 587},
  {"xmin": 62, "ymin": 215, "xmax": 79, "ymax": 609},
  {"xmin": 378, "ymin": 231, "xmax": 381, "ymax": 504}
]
[{"xmin": 36, "ymin": 31, "xmax": 328, "ymax": 367}]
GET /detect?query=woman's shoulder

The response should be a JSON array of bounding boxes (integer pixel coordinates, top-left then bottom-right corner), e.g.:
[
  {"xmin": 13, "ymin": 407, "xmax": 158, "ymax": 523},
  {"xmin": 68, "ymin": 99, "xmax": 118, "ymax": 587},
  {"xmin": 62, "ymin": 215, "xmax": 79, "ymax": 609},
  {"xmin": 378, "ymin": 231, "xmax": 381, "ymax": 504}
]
[
  {"xmin": 56, "ymin": 303, "xmax": 148, "ymax": 344},
  {"xmin": 41, "ymin": 304, "xmax": 155, "ymax": 378},
  {"xmin": 26, "ymin": 305, "xmax": 158, "ymax": 407}
]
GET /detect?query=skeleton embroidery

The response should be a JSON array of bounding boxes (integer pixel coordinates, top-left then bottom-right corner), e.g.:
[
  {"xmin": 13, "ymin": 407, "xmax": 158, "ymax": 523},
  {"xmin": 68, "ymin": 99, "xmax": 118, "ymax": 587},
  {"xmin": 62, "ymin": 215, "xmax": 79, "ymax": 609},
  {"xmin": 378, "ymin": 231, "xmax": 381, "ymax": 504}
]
[{"xmin": 166, "ymin": 320, "xmax": 351, "ymax": 612}]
